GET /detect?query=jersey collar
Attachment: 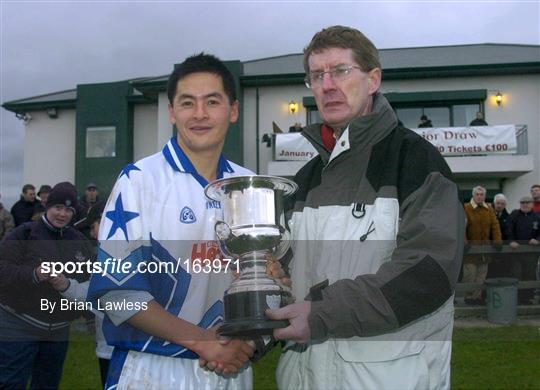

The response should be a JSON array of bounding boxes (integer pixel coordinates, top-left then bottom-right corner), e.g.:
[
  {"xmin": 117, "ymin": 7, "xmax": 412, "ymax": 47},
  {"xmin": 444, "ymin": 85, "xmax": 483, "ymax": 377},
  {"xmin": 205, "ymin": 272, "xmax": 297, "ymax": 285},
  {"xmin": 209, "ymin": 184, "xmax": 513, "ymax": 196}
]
[{"xmin": 162, "ymin": 137, "xmax": 234, "ymax": 187}]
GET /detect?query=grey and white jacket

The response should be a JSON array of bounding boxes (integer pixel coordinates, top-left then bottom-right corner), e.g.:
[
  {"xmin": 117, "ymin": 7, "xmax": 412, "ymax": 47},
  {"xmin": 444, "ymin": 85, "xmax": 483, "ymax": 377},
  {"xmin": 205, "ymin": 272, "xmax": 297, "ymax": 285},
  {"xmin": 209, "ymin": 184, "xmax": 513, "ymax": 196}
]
[{"xmin": 278, "ymin": 93, "xmax": 465, "ymax": 390}]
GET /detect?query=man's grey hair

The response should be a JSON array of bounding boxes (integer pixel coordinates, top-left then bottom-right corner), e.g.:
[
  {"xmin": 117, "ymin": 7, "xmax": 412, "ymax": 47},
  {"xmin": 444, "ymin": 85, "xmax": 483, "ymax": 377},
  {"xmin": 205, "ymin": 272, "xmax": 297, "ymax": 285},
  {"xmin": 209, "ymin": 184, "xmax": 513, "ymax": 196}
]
[
  {"xmin": 472, "ymin": 186, "xmax": 486, "ymax": 196},
  {"xmin": 493, "ymin": 193, "xmax": 507, "ymax": 203}
]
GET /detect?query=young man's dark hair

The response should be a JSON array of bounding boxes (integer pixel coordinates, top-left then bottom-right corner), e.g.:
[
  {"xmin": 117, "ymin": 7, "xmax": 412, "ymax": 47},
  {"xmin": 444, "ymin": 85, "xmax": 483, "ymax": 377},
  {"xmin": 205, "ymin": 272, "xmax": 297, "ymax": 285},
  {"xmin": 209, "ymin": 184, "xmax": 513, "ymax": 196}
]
[
  {"xmin": 166, "ymin": 53, "xmax": 237, "ymax": 105},
  {"xmin": 22, "ymin": 184, "xmax": 35, "ymax": 193}
]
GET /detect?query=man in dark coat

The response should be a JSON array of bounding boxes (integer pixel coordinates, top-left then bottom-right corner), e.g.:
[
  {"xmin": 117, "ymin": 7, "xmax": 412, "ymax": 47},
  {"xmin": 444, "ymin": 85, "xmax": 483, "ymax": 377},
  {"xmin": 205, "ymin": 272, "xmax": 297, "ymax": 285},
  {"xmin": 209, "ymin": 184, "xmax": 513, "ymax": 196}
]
[
  {"xmin": 508, "ymin": 196, "xmax": 540, "ymax": 303},
  {"xmin": 79, "ymin": 182, "xmax": 100, "ymax": 215},
  {"xmin": 10, "ymin": 184, "xmax": 38, "ymax": 226},
  {"xmin": 31, "ymin": 184, "xmax": 52, "ymax": 221},
  {"xmin": 493, "ymin": 193, "xmax": 510, "ymax": 239},
  {"xmin": 489, "ymin": 193, "xmax": 511, "ymax": 278},
  {"xmin": 469, "ymin": 111, "xmax": 488, "ymax": 126},
  {"xmin": 0, "ymin": 182, "xmax": 92, "ymax": 389},
  {"xmin": 418, "ymin": 114, "xmax": 433, "ymax": 127}
]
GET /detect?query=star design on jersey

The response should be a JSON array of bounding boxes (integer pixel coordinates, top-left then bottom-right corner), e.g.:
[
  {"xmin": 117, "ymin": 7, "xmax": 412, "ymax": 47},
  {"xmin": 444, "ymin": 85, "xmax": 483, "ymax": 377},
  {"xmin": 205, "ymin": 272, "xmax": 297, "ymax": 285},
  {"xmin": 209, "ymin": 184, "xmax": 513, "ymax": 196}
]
[
  {"xmin": 105, "ymin": 194, "xmax": 139, "ymax": 241},
  {"xmin": 119, "ymin": 163, "xmax": 141, "ymax": 179}
]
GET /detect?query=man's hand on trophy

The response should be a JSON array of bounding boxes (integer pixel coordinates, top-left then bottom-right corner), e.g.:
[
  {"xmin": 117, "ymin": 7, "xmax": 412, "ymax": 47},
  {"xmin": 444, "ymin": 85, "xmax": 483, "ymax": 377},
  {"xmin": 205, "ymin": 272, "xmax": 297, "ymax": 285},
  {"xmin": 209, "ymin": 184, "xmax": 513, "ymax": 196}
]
[
  {"xmin": 197, "ymin": 327, "xmax": 255, "ymax": 376},
  {"xmin": 266, "ymin": 301, "xmax": 311, "ymax": 343}
]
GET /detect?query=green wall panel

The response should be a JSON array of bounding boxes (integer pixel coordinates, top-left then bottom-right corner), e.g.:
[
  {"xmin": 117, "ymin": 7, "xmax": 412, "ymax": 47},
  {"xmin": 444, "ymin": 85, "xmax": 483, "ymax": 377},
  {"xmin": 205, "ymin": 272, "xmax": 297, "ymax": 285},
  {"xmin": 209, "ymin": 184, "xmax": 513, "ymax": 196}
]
[
  {"xmin": 75, "ymin": 81, "xmax": 133, "ymax": 199},
  {"xmin": 222, "ymin": 60, "xmax": 244, "ymax": 166}
]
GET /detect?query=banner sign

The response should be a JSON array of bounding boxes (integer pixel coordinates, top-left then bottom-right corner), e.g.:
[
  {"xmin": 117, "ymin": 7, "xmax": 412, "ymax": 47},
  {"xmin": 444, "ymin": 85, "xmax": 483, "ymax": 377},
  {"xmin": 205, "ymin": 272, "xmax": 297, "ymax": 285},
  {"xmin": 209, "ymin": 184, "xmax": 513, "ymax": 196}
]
[
  {"xmin": 410, "ymin": 125, "xmax": 517, "ymax": 156},
  {"xmin": 274, "ymin": 125, "xmax": 517, "ymax": 160},
  {"xmin": 274, "ymin": 133, "xmax": 317, "ymax": 161}
]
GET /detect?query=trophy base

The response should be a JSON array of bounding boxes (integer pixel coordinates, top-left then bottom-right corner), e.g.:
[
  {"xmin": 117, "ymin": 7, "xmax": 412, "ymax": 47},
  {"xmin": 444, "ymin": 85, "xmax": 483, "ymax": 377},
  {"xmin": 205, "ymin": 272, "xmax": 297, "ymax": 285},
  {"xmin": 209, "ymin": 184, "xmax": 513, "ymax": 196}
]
[
  {"xmin": 219, "ymin": 289, "xmax": 291, "ymax": 338},
  {"xmin": 218, "ymin": 318, "xmax": 289, "ymax": 338}
]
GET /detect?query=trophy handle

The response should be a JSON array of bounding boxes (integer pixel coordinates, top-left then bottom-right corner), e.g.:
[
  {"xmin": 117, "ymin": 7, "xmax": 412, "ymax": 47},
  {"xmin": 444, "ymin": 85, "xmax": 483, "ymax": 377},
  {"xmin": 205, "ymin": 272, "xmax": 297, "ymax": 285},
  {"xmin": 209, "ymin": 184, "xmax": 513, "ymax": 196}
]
[
  {"xmin": 215, "ymin": 221, "xmax": 235, "ymax": 258},
  {"xmin": 215, "ymin": 221, "xmax": 231, "ymax": 240}
]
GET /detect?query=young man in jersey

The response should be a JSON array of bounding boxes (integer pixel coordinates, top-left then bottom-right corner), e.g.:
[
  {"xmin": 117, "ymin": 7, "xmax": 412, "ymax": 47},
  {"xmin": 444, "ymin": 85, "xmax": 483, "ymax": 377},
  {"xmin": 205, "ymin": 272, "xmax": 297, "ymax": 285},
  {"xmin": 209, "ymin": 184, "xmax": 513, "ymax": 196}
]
[{"xmin": 88, "ymin": 54, "xmax": 256, "ymax": 389}]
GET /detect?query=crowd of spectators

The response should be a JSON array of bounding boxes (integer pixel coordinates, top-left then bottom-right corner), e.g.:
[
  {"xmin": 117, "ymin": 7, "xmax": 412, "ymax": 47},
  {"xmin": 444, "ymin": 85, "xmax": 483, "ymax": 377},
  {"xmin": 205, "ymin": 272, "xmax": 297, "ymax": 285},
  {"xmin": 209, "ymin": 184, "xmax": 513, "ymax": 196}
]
[{"xmin": 463, "ymin": 184, "xmax": 540, "ymax": 305}]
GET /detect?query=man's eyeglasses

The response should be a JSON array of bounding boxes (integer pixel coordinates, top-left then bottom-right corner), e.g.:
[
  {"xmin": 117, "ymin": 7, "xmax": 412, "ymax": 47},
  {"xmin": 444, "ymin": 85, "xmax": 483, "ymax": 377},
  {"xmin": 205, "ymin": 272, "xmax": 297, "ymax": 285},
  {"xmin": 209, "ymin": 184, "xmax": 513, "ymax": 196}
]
[{"xmin": 305, "ymin": 65, "xmax": 363, "ymax": 89}]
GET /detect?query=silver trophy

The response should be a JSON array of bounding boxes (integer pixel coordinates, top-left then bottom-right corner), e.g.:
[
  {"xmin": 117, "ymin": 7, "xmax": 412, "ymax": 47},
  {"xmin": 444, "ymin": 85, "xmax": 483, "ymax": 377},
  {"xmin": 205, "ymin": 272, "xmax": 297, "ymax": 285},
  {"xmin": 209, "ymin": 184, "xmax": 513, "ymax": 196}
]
[{"xmin": 204, "ymin": 175, "xmax": 298, "ymax": 337}]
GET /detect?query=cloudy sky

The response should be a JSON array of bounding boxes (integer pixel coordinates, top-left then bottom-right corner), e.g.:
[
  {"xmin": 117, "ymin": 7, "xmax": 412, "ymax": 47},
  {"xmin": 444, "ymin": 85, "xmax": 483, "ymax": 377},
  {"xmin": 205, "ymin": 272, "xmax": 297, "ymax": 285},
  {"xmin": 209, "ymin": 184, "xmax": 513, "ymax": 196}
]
[{"xmin": 1, "ymin": 1, "xmax": 539, "ymax": 208}]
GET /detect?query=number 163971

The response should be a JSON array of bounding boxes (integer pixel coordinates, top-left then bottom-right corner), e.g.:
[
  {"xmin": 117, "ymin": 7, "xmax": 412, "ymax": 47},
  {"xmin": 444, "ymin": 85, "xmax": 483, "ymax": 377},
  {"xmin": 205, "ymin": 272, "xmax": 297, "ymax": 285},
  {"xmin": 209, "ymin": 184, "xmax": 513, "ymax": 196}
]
[{"xmin": 184, "ymin": 258, "xmax": 240, "ymax": 274}]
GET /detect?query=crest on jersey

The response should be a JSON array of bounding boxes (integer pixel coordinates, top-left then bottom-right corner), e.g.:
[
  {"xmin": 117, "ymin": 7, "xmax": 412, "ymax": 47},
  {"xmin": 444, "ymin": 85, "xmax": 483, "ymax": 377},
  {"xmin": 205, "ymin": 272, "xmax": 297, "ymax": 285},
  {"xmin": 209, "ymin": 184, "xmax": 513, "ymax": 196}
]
[
  {"xmin": 266, "ymin": 294, "xmax": 281, "ymax": 310},
  {"xmin": 180, "ymin": 206, "xmax": 197, "ymax": 224}
]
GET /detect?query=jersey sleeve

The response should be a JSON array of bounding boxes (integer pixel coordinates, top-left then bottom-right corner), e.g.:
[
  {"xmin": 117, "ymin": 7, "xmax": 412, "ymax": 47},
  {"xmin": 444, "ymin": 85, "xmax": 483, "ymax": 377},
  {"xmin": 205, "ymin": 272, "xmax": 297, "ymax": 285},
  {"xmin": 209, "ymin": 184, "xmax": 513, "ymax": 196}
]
[{"xmin": 87, "ymin": 169, "xmax": 153, "ymax": 304}]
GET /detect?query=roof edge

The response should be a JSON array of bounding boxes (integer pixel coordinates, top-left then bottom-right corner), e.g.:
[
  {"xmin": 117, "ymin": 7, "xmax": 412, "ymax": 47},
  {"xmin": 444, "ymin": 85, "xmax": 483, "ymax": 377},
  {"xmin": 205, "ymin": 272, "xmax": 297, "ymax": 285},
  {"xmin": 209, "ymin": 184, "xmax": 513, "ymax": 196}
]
[{"xmin": 2, "ymin": 99, "xmax": 76, "ymax": 113}]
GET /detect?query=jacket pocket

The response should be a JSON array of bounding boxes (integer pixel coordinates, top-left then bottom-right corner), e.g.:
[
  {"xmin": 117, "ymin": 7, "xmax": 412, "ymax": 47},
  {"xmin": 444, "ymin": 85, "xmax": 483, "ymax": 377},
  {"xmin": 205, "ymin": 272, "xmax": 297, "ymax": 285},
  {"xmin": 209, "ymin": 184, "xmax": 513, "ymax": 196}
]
[{"xmin": 335, "ymin": 340, "xmax": 430, "ymax": 390}]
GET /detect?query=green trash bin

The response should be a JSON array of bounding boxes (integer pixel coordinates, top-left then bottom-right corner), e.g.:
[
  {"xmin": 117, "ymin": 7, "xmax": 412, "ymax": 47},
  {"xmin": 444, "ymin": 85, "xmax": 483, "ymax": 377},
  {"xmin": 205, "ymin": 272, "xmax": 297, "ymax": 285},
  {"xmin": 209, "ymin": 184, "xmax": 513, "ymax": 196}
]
[{"xmin": 484, "ymin": 278, "xmax": 518, "ymax": 325}]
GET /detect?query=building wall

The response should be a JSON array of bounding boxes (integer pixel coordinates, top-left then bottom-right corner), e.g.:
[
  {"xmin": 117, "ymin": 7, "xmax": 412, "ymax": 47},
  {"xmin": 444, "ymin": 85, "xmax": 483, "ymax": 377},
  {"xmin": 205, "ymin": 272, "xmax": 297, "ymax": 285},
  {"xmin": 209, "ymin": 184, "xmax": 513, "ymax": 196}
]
[
  {"xmin": 23, "ymin": 110, "xmax": 76, "ymax": 188},
  {"xmin": 243, "ymin": 88, "xmax": 257, "ymax": 173},
  {"xmin": 382, "ymin": 74, "xmax": 540, "ymax": 208},
  {"xmin": 133, "ymin": 104, "xmax": 158, "ymax": 161}
]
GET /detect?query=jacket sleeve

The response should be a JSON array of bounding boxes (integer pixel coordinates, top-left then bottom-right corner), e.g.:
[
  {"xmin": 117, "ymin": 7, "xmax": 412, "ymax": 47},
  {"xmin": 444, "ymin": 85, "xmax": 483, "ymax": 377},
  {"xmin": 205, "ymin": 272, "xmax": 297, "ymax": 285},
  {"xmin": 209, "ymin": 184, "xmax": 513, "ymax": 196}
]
[
  {"xmin": 507, "ymin": 211, "xmax": 517, "ymax": 241},
  {"xmin": 61, "ymin": 279, "xmax": 89, "ymax": 302},
  {"xmin": 490, "ymin": 209, "xmax": 502, "ymax": 242},
  {"xmin": 533, "ymin": 215, "xmax": 540, "ymax": 240},
  {"xmin": 2, "ymin": 212, "xmax": 15, "ymax": 235},
  {"xmin": 309, "ymin": 171, "xmax": 465, "ymax": 339},
  {"xmin": 0, "ymin": 226, "xmax": 36, "ymax": 292}
]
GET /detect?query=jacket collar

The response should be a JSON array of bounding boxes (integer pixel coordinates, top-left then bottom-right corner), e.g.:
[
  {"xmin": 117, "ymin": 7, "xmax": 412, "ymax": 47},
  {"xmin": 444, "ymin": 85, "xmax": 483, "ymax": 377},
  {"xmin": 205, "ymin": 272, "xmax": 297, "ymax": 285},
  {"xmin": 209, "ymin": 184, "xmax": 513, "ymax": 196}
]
[
  {"xmin": 302, "ymin": 92, "xmax": 398, "ymax": 164},
  {"xmin": 41, "ymin": 215, "xmax": 68, "ymax": 236},
  {"xmin": 470, "ymin": 199, "xmax": 489, "ymax": 209}
]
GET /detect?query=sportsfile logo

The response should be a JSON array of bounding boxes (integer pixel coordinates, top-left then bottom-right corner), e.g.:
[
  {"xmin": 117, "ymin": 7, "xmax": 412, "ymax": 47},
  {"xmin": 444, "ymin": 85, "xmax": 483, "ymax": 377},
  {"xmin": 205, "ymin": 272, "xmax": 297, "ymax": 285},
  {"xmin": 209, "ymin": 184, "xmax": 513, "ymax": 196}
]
[{"xmin": 40, "ymin": 254, "xmax": 239, "ymax": 277}]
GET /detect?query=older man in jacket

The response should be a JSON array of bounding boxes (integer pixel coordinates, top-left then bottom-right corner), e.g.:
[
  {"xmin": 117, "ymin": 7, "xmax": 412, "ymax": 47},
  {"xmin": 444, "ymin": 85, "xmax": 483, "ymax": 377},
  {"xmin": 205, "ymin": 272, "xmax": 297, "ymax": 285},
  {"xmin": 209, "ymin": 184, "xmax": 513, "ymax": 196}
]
[
  {"xmin": 267, "ymin": 25, "xmax": 464, "ymax": 390},
  {"xmin": 463, "ymin": 186, "xmax": 502, "ymax": 304}
]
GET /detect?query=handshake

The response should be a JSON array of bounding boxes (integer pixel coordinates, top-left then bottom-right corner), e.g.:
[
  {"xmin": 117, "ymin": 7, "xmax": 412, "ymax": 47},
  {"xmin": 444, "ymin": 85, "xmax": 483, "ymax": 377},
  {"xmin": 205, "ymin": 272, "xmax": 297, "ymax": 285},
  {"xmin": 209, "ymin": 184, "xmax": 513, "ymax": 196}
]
[
  {"xmin": 196, "ymin": 327, "xmax": 256, "ymax": 376},
  {"xmin": 197, "ymin": 258, "xmax": 292, "ymax": 376}
]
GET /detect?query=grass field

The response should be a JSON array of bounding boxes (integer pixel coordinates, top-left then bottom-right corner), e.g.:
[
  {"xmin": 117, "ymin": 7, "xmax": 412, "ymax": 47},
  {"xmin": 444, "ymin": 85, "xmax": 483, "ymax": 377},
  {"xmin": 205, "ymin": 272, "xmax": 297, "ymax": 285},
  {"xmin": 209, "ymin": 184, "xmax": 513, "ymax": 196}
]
[{"xmin": 61, "ymin": 326, "xmax": 540, "ymax": 389}]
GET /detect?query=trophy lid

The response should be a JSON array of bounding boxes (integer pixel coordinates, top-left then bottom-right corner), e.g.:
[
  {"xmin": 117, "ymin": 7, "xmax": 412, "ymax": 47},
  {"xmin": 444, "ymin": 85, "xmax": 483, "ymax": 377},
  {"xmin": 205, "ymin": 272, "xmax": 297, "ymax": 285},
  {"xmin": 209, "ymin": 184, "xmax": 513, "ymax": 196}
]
[{"xmin": 205, "ymin": 175, "xmax": 298, "ymax": 201}]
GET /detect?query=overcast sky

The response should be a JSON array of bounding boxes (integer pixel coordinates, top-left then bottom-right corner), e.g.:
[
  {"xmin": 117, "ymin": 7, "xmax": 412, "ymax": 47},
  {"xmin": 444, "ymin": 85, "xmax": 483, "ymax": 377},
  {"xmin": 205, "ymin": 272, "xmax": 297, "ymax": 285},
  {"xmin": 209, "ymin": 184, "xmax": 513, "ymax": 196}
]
[{"xmin": 1, "ymin": 1, "xmax": 539, "ymax": 208}]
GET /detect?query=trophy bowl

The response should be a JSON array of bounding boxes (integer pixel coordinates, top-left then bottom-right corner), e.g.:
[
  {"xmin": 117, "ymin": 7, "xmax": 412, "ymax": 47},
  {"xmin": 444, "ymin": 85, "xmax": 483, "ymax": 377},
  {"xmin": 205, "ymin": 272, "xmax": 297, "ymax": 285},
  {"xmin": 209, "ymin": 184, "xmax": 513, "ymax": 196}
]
[{"xmin": 205, "ymin": 175, "xmax": 298, "ymax": 337}]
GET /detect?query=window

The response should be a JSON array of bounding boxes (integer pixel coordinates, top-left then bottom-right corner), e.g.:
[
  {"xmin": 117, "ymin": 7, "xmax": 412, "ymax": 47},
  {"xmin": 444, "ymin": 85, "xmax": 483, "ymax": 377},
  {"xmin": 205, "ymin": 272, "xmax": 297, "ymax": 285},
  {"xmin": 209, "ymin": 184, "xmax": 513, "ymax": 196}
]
[
  {"xmin": 388, "ymin": 90, "xmax": 485, "ymax": 128},
  {"xmin": 396, "ymin": 107, "xmax": 451, "ymax": 128},
  {"xmin": 395, "ymin": 103, "xmax": 481, "ymax": 128},
  {"xmin": 86, "ymin": 126, "xmax": 116, "ymax": 158},
  {"xmin": 452, "ymin": 104, "xmax": 480, "ymax": 127}
]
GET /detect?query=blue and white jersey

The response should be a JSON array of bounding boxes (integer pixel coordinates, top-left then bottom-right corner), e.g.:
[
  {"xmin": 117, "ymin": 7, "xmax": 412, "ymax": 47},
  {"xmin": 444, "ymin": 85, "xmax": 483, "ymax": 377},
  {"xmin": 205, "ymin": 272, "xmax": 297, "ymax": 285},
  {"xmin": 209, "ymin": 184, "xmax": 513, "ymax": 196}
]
[{"xmin": 87, "ymin": 137, "xmax": 253, "ymax": 359}]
